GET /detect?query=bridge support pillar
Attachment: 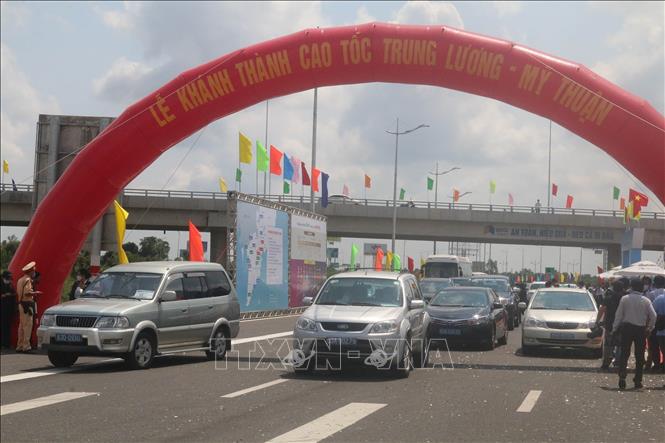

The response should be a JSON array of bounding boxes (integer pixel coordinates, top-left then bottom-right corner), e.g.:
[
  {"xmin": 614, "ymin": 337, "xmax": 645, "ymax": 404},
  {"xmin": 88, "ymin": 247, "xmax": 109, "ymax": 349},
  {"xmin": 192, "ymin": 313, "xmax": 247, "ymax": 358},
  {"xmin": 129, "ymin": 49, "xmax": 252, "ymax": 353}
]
[
  {"xmin": 210, "ymin": 228, "xmax": 228, "ymax": 266},
  {"xmin": 607, "ymin": 244, "xmax": 621, "ymax": 269}
]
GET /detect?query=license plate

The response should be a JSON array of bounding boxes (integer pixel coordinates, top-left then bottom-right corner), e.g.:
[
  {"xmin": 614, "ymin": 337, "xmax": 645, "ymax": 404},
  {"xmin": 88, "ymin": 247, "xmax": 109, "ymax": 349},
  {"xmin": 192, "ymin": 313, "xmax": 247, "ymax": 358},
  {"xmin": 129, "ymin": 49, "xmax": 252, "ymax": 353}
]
[
  {"xmin": 326, "ymin": 337, "xmax": 357, "ymax": 346},
  {"xmin": 439, "ymin": 328, "xmax": 462, "ymax": 336},
  {"xmin": 550, "ymin": 332, "xmax": 575, "ymax": 339},
  {"xmin": 55, "ymin": 333, "xmax": 83, "ymax": 343}
]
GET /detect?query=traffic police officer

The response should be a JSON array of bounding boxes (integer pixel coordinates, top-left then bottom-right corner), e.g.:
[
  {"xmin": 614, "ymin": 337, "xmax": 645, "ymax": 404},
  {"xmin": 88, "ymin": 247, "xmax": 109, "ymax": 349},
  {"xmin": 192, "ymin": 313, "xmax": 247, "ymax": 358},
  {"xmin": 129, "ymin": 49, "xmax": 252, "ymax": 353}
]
[{"xmin": 16, "ymin": 261, "xmax": 40, "ymax": 352}]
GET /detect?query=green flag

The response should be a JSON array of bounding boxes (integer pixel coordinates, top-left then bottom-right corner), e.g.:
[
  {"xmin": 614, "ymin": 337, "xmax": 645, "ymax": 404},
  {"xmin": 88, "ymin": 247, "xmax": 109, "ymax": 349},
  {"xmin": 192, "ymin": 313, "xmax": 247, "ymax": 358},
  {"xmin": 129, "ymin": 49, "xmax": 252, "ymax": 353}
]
[
  {"xmin": 612, "ymin": 186, "xmax": 620, "ymax": 200},
  {"xmin": 283, "ymin": 181, "xmax": 290, "ymax": 194},
  {"xmin": 393, "ymin": 253, "xmax": 401, "ymax": 271},
  {"xmin": 350, "ymin": 244, "xmax": 358, "ymax": 271},
  {"xmin": 427, "ymin": 177, "xmax": 434, "ymax": 190},
  {"xmin": 489, "ymin": 180, "xmax": 496, "ymax": 194},
  {"xmin": 235, "ymin": 168, "xmax": 242, "ymax": 182},
  {"xmin": 257, "ymin": 141, "xmax": 269, "ymax": 172},
  {"xmin": 399, "ymin": 188, "xmax": 406, "ymax": 200}
]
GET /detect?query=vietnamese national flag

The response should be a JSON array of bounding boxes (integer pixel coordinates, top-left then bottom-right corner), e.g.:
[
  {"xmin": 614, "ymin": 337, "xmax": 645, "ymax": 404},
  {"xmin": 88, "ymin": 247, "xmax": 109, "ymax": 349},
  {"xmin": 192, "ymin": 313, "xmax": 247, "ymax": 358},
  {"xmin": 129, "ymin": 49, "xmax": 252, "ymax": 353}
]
[
  {"xmin": 301, "ymin": 162, "xmax": 311, "ymax": 186},
  {"xmin": 188, "ymin": 220, "xmax": 204, "ymax": 261},
  {"xmin": 269, "ymin": 145, "xmax": 283, "ymax": 175},
  {"xmin": 565, "ymin": 195, "xmax": 573, "ymax": 208},
  {"xmin": 552, "ymin": 183, "xmax": 558, "ymax": 197},
  {"xmin": 365, "ymin": 174, "xmax": 371, "ymax": 188},
  {"xmin": 312, "ymin": 168, "xmax": 321, "ymax": 192},
  {"xmin": 374, "ymin": 247, "xmax": 385, "ymax": 271},
  {"xmin": 453, "ymin": 188, "xmax": 460, "ymax": 202},
  {"xmin": 407, "ymin": 256, "xmax": 415, "ymax": 273},
  {"xmin": 628, "ymin": 188, "xmax": 648, "ymax": 217},
  {"xmin": 508, "ymin": 193, "xmax": 514, "ymax": 206}
]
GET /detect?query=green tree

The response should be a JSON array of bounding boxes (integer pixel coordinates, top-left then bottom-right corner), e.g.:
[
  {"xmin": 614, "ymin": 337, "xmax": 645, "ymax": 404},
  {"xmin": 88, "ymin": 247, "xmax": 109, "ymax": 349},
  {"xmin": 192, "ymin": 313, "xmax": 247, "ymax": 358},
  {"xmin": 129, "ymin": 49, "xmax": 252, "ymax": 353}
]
[
  {"xmin": 138, "ymin": 237, "xmax": 170, "ymax": 261},
  {"xmin": 1, "ymin": 235, "xmax": 20, "ymax": 270}
]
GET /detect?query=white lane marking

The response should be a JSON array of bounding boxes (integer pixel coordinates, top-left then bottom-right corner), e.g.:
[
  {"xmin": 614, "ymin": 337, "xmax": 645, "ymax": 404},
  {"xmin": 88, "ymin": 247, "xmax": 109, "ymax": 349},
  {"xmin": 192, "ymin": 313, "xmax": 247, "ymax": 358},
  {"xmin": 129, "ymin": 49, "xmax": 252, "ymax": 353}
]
[
  {"xmin": 0, "ymin": 359, "xmax": 122, "ymax": 384},
  {"xmin": 266, "ymin": 402, "xmax": 387, "ymax": 443},
  {"xmin": 1, "ymin": 392, "xmax": 98, "ymax": 416},
  {"xmin": 222, "ymin": 378, "xmax": 290, "ymax": 398},
  {"xmin": 234, "ymin": 331, "xmax": 292, "ymax": 345},
  {"xmin": 516, "ymin": 390, "xmax": 542, "ymax": 413},
  {"xmin": 240, "ymin": 314, "xmax": 300, "ymax": 323},
  {"xmin": 1, "ymin": 332, "xmax": 292, "ymax": 384}
]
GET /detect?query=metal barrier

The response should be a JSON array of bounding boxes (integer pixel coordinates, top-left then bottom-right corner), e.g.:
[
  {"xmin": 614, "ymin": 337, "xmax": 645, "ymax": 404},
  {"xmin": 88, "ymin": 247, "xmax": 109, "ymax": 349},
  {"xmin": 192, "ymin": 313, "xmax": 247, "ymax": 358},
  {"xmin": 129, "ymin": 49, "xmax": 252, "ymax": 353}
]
[{"xmin": 2, "ymin": 183, "xmax": 663, "ymax": 219}]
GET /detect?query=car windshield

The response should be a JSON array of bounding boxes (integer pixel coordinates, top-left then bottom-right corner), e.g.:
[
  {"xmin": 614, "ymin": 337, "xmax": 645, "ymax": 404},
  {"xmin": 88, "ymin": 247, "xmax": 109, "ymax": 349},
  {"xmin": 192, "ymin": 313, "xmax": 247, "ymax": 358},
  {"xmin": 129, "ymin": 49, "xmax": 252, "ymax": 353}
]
[
  {"xmin": 469, "ymin": 279, "xmax": 511, "ymax": 293},
  {"xmin": 315, "ymin": 278, "xmax": 403, "ymax": 307},
  {"xmin": 451, "ymin": 278, "xmax": 473, "ymax": 286},
  {"xmin": 530, "ymin": 291, "xmax": 596, "ymax": 311},
  {"xmin": 430, "ymin": 290, "xmax": 489, "ymax": 307},
  {"xmin": 420, "ymin": 280, "xmax": 452, "ymax": 294},
  {"xmin": 423, "ymin": 262, "xmax": 459, "ymax": 278},
  {"xmin": 82, "ymin": 272, "xmax": 163, "ymax": 300}
]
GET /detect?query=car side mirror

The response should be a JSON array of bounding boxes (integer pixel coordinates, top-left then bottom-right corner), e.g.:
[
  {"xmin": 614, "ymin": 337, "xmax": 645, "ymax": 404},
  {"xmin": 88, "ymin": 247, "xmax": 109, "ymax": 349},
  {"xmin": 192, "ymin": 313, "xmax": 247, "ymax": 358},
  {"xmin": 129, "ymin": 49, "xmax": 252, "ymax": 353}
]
[
  {"xmin": 493, "ymin": 303, "xmax": 504, "ymax": 310},
  {"xmin": 161, "ymin": 290, "xmax": 177, "ymax": 302},
  {"xmin": 302, "ymin": 296, "xmax": 313, "ymax": 306},
  {"xmin": 518, "ymin": 302, "xmax": 527, "ymax": 311},
  {"xmin": 409, "ymin": 299, "xmax": 425, "ymax": 310}
]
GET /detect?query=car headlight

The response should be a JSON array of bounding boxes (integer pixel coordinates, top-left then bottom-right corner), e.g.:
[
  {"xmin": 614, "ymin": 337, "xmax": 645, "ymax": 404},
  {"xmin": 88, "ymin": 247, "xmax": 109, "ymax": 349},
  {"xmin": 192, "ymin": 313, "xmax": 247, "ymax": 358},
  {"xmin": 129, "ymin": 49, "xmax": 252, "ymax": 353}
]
[
  {"xmin": 468, "ymin": 315, "xmax": 490, "ymax": 325},
  {"xmin": 524, "ymin": 317, "xmax": 546, "ymax": 328},
  {"xmin": 40, "ymin": 314, "xmax": 56, "ymax": 327},
  {"xmin": 370, "ymin": 321, "xmax": 399, "ymax": 334},
  {"xmin": 499, "ymin": 298, "xmax": 510, "ymax": 305},
  {"xmin": 95, "ymin": 316, "xmax": 130, "ymax": 329},
  {"xmin": 296, "ymin": 317, "xmax": 317, "ymax": 331}
]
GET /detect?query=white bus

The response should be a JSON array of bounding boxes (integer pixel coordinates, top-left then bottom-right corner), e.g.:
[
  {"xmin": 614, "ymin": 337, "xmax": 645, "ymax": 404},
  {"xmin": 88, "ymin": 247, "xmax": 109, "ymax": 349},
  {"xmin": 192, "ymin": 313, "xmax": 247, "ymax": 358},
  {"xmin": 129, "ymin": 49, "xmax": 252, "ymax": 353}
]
[{"xmin": 422, "ymin": 255, "xmax": 473, "ymax": 278}]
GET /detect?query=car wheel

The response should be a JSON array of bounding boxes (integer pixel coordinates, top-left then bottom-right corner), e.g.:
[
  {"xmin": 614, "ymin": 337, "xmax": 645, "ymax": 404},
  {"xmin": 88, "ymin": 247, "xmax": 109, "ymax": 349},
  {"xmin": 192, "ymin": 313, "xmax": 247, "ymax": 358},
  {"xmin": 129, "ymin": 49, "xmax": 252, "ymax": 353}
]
[
  {"xmin": 125, "ymin": 332, "xmax": 156, "ymax": 370},
  {"xmin": 391, "ymin": 339, "xmax": 412, "ymax": 378},
  {"xmin": 485, "ymin": 327, "xmax": 496, "ymax": 350},
  {"xmin": 206, "ymin": 327, "xmax": 230, "ymax": 361},
  {"xmin": 48, "ymin": 351, "xmax": 78, "ymax": 368},
  {"xmin": 521, "ymin": 340, "xmax": 535, "ymax": 355},
  {"xmin": 413, "ymin": 334, "xmax": 429, "ymax": 368}
]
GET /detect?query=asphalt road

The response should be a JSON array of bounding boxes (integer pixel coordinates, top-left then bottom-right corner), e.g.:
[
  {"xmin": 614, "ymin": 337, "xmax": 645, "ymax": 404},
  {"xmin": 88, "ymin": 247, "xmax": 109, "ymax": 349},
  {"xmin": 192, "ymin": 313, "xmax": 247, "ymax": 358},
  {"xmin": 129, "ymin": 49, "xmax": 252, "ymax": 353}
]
[{"xmin": 1, "ymin": 315, "xmax": 663, "ymax": 442}]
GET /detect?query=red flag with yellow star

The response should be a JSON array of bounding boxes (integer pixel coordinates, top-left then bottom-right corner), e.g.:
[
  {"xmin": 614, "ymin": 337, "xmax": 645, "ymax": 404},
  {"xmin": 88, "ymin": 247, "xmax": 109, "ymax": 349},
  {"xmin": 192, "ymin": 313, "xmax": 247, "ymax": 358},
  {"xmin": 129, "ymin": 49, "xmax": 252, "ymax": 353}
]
[{"xmin": 628, "ymin": 188, "xmax": 648, "ymax": 218}]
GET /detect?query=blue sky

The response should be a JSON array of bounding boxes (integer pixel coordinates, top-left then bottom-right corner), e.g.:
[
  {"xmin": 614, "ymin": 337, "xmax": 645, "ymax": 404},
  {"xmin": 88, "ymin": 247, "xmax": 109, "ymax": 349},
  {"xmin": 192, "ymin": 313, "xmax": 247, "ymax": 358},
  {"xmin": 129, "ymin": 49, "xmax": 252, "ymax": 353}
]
[{"xmin": 1, "ymin": 1, "xmax": 663, "ymax": 271}]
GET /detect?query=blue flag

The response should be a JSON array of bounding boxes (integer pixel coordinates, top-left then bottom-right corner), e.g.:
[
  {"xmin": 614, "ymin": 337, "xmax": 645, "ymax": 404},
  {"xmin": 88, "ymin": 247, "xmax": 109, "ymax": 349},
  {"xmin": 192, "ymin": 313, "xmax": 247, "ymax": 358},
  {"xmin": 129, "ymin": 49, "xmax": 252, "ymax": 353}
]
[
  {"xmin": 283, "ymin": 154, "xmax": 294, "ymax": 181},
  {"xmin": 321, "ymin": 172, "xmax": 330, "ymax": 208}
]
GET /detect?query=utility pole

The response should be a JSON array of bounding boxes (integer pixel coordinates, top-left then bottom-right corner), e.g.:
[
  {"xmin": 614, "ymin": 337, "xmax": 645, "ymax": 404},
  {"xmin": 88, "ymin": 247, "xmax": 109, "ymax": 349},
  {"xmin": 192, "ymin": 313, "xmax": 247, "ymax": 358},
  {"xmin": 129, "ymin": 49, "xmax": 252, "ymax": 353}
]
[{"xmin": 429, "ymin": 162, "xmax": 460, "ymax": 254}]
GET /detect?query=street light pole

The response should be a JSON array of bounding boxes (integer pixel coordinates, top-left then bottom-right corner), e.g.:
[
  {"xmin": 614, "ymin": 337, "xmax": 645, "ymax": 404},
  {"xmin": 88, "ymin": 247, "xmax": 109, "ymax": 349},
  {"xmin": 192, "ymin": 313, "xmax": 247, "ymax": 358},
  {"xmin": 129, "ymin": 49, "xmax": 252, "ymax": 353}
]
[
  {"xmin": 386, "ymin": 120, "xmax": 429, "ymax": 254},
  {"xmin": 429, "ymin": 163, "xmax": 460, "ymax": 254}
]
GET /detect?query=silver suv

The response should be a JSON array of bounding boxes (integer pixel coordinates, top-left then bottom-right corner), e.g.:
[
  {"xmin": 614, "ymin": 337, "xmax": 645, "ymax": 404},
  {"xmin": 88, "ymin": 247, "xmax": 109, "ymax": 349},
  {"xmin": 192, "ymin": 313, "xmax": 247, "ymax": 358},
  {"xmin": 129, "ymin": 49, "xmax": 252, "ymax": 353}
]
[
  {"xmin": 291, "ymin": 270, "xmax": 429, "ymax": 377},
  {"xmin": 37, "ymin": 261, "xmax": 240, "ymax": 369}
]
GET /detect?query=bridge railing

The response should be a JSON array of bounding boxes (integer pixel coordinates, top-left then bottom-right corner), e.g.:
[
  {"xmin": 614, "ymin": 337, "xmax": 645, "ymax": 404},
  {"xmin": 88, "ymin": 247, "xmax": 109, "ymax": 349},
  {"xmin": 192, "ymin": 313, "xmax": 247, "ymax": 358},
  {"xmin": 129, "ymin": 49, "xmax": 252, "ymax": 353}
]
[{"xmin": 2, "ymin": 183, "xmax": 663, "ymax": 219}]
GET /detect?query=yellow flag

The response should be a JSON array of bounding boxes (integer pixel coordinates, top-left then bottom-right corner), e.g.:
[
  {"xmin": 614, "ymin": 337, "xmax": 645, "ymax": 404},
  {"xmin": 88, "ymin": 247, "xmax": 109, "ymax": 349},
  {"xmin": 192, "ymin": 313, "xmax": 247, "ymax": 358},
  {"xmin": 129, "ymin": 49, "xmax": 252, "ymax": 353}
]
[
  {"xmin": 420, "ymin": 257, "xmax": 426, "ymax": 267},
  {"xmin": 386, "ymin": 252, "xmax": 393, "ymax": 270},
  {"xmin": 113, "ymin": 200, "xmax": 129, "ymax": 264},
  {"xmin": 239, "ymin": 132, "xmax": 253, "ymax": 164},
  {"xmin": 559, "ymin": 273, "xmax": 565, "ymax": 283},
  {"xmin": 219, "ymin": 177, "xmax": 228, "ymax": 193},
  {"xmin": 2, "ymin": 160, "xmax": 8, "ymax": 174}
]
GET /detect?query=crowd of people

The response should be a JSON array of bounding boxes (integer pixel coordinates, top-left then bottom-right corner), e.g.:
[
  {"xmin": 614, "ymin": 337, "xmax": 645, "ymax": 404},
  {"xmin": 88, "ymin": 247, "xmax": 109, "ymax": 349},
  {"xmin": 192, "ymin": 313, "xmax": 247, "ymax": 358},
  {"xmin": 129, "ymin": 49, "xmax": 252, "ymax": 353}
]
[{"xmin": 0, "ymin": 261, "xmax": 91, "ymax": 353}]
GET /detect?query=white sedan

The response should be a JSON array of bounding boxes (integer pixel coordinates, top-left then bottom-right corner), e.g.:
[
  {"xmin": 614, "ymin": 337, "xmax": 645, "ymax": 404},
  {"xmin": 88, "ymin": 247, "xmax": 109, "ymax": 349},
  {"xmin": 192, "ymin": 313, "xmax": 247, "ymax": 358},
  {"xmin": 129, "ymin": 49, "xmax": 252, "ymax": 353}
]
[{"xmin": 520, "ymin": 288, "xmax": 602, "ymax": 356}]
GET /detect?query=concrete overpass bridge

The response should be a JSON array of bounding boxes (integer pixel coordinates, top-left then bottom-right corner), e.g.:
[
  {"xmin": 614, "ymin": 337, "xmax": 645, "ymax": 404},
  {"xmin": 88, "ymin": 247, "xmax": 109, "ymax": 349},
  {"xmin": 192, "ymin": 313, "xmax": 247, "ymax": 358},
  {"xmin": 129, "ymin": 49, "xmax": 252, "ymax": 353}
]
[{"xmin": 2, "ymin": 183, "xmax": 664, "ymax": 267}]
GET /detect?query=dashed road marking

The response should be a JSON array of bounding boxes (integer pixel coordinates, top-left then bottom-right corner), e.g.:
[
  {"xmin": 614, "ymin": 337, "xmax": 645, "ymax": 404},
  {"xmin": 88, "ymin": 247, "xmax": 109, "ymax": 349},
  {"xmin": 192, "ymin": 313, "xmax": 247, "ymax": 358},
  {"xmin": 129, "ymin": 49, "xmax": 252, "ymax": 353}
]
[
  {"xmin": 516, "ymin": 390, "xmax": 542, "ymax": 413},
  {"xmin": 266, "ymin": 402, "xmax": 387, "ymax": 443},
  {"xmin": 1, "ymin": 392, "xmax": 98, "ymax": 416},
  {"xmin": 222, "ymin": 378, "xmax": 290, "ymax": 398}
]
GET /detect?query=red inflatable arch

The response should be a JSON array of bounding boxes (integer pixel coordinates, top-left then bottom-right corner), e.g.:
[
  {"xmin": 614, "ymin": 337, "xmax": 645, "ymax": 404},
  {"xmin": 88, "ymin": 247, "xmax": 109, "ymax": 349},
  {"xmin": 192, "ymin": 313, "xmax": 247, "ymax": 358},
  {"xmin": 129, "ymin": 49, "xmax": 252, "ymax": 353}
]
[{"xmin": 9, "ymin": 22, "xmax": 665, "ymax": 315}]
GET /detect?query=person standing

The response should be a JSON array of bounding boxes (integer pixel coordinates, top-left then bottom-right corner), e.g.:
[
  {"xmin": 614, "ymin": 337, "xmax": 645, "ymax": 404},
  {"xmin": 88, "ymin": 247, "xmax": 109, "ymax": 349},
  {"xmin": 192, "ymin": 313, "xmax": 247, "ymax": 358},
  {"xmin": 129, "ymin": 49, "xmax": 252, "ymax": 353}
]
[
  {"xmin": 1, "ymin": 271, "xmax": 16, "ymax": 349},
  {"xmin": 596, "ymin": 280, "xmax": 625, "ymax": 370},
  {"xmin": 646, "ymin": 275, "xmax": 665, "ymax": 372},
  {"xmin": 612, "ymin": 277, "xmax": 657, "ymax": 390},
  {"xmin": 16, "ymin": 261, "xmax": 41, "ymax": 353},
  {"xmin": 534, "ymin": 199, "xmax": 542, "ymax": 213}
]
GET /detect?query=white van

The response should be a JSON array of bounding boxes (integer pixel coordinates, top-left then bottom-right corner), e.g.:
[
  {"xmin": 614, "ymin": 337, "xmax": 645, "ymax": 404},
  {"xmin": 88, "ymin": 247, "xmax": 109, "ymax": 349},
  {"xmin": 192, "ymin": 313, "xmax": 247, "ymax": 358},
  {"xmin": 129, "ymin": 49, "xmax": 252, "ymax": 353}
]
[{"xmin": 422, "ymin": 255, "xmax": 473, "ymax": 278}]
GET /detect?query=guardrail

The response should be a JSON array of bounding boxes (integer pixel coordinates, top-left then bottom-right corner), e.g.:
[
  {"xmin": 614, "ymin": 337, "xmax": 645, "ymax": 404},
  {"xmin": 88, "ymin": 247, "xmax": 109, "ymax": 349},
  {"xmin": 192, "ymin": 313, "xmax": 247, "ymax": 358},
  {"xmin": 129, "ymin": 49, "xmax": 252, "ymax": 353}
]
[{"xmin": 2, "ymin": 183, "xmax": 663, "ymax": 219}]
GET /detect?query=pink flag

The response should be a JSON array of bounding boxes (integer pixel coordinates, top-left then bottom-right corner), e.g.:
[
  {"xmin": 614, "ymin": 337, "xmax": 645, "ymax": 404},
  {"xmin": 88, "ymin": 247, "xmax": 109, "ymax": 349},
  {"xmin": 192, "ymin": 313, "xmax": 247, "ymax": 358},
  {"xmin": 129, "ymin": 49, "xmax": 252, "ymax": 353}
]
[
  {"xmin": 342, "ymin": 184, "xmax": 349, "ymax": 197},
  {"xmin": 508, "ymin": 193, "xmax": 514, "ymax": 206},
  {"xmin": 291, "ymin": 156, "xmax": 301, "ymax": 184}
]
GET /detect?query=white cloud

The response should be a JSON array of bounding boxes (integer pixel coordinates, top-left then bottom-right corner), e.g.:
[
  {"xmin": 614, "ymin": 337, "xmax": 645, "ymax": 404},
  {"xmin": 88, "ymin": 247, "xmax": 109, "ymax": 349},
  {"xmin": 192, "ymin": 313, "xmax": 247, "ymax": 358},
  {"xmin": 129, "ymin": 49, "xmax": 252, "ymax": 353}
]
[
  {"xmin": 393, "ymin": 1, "xmax": 464, "ymax": 28},
  {"xmin": 491, "ymin": 1, "xmax": 523, "ymax": 18},
  {"xmin": 0, "ymin": 1, "xmax": 31, "ymax": 28},
  {"xmin": 0, "ymin": 43, "xmax": 60, "ymax": 181},
  {"xmin": 92, "ymin": 57, "xmax": 156, "ymax": 102}
]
